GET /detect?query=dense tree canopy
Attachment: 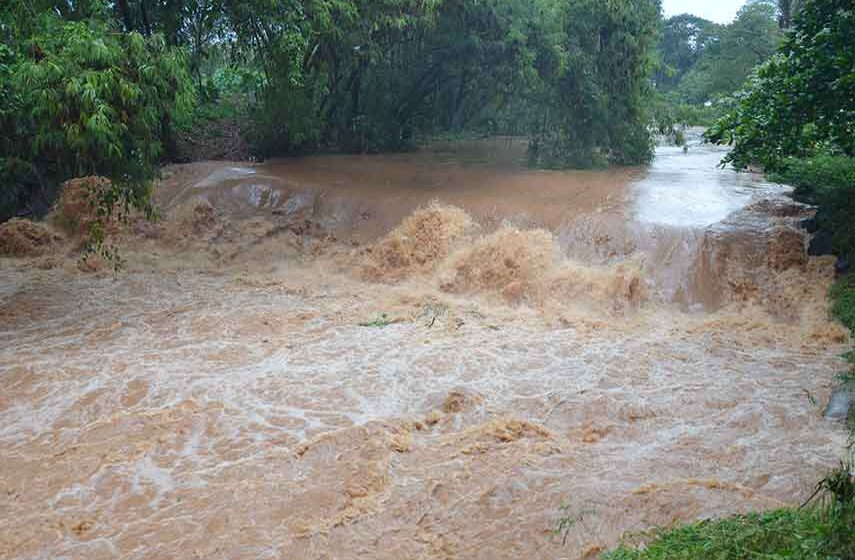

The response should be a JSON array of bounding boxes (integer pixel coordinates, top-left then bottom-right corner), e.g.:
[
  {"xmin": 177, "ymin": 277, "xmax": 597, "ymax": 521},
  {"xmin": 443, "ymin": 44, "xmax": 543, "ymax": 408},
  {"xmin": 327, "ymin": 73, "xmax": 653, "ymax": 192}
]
[
  {"xmin": 656, "ymin": 1, "xmax": 782, "ymax": 107},
  {"xmin": 0, "ymin": 3, "xmax": 194, "ymax": 222},
  {"xmin": 655, "ymin": 14, "xmax": 717, "ymax": 91},
  {"xmin": 706, "ymin": 0, "xmax": 854, "ymax": 170},
  {"xmin": 531, "ymin": 0, "xmax": 660, "ymax": 167}
]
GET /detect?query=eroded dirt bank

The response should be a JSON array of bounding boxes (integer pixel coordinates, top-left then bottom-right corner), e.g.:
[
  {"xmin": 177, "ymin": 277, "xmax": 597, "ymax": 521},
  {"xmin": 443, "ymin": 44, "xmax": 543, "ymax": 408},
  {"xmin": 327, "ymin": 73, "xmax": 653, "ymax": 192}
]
[{"xmin": 0, "ymin": 143, "xmax": 851, "ymax": 560}]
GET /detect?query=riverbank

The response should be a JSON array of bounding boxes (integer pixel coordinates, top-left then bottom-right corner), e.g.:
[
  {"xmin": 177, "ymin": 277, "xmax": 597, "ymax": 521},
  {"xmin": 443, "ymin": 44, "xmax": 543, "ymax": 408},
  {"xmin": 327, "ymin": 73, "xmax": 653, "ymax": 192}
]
[{"xmin": 599, "ymin": 155, "xmax": 855, "ymax": 560}]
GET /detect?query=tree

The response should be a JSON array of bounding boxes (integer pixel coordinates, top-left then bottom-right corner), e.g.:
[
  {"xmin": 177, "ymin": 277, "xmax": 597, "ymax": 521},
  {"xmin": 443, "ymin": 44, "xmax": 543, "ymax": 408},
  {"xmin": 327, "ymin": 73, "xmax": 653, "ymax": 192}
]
[
  {"xmin": 655, "ymin": 14, "xmax": 716, "ymax": 91},
  {"xmin": 676, "ymin": 1, "xmax": 781, "ymax": 104},
  {"xmin": 531, "ymin": 0, "xmax": 661, "ymax": 167},
  {"xmin": 0, "ymin": 3, "xmax": 194, "ymax": 224},
  {"xmin": 706, "ymin": 0, "xmax": 855, "ymax": 170}
]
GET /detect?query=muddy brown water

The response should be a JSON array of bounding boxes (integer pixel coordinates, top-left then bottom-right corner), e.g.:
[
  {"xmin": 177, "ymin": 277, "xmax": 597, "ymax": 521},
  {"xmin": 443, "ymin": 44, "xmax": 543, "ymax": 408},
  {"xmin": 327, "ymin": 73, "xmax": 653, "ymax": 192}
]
[{"xmin": 0, "ymin": 136, "xmax": 851, "ymax": 559}]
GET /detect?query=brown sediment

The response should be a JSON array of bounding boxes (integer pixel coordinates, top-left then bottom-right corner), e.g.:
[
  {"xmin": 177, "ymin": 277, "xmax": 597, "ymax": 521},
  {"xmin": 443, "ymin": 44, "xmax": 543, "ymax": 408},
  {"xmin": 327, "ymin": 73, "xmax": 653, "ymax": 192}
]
[
  {"xmin": 50, "ymin": 176, "xmax": 114, "ymax": 238},
  {"xmin": 766, "ymin": 226, "xmax": 808, "ymax": 271},
  {"xmin": 161, "ymin": 197, "xmax": 219, "ymax": 243},
  {"xmin": 0, "ymin": 218, "xmax": 60, "ymax": 257},
  {"xmin": 440, "ymin": 388, "xmax": 485, "ymax": 414},
  {"xmin": 440, "ymin": 228, "xmax": 555, "ymax": 301},
  {"xmin": 153, "ymin": 141, "xmax": 638, "ymax": 244},
  {"xmin": 360, "ymin": 202, "xmax": 475, "ymax": 282}
]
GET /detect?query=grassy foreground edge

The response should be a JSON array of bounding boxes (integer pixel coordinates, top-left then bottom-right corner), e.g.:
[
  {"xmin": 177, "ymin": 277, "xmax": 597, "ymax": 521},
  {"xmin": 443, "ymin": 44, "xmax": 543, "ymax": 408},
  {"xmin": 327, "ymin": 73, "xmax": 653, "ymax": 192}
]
[{"xmin": 600, "ymin": 292, "xmax": 855, "ymax": 556}]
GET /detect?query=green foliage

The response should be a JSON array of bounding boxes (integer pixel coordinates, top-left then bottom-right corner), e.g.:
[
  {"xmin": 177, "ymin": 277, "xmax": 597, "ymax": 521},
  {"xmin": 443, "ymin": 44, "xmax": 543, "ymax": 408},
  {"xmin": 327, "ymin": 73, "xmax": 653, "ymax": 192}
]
[
  {"xmin": 706, "ymin": 0, "xmax": 855, "ymax": 170},
  {"xmin": 358, "ymin": 313, "xmax": 403, "ymax": 328},
  {"xmin": 650, "ymin": 92, "xmax": 724, "ymax": 133},
  {"xmin": 530, "ymin": 0, "xmax": 661, "ymax": 168},
  {"xmin": 603, "ymin": 463, "xmax": 855, "ymax": 560},
  {"xmin": 0, "ymin": 3, "xmax": 195, "ymax": 225},
  {"xmin": 655, "ymin": 14, "xmax": 717, "ymax": 92},
  {"xmin": 234, "ymin": 0, "xmax": 565, "ymax": 157},
  {"xmin": 771, "ymin": 156, "xmax": 855, "ymax": 204},
  {"xmin": 706, "ymin": 55, "xmax": 817, "ymax": 170},
  {"xmin": 166, "ymin": 0, "xmax": 658, "ymax": 166},
  {"xmin": 676, "ymin": 2, "xmax": 781, "ymax": 105},
  {"xmin": 652, "ymin": 4, "xmax": 780, "ymax": 129},
  {"xmin": 770, "ymin": 156, "xmax": 855, "ymax": 264},
  {"xmin": 606, "ymin": 507, "xmax": 854, "ymax": 560},
  {"xmin": 604, "ymin": 510, "xmax": 835, "ymax": 560},
  {"xmin": 831, "ymin": 274, "xmax": 855, "ymax": 334}
]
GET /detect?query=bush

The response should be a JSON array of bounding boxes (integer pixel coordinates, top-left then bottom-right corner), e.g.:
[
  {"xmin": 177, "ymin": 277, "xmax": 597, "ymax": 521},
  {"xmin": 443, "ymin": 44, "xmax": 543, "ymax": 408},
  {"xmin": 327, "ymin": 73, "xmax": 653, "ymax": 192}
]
[
  {"xmin": 830, "ymin": 274, "xmax": 855, "ymax": 334},
  {"xmin": 771, "ymin": 156, "xmax": 855, "ymax": 204},
  {"xmin": 650, "ymin": 93, "xmax": 726, "ymax": 135},
  {"xmin": 706, "ymin": 0, "xmax": 855, "ymax": 170},
  {"xmin": 0, "ymin": 8, "xmax": 194, "ymax": 231}
]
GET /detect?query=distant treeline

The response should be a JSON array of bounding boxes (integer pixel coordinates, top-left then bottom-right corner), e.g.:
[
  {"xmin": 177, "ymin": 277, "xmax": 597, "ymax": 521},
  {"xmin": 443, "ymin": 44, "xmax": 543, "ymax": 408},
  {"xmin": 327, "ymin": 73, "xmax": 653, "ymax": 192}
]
[{"xmin": 652, "ymin": 0, "xmax": 786, "ymax": 132}]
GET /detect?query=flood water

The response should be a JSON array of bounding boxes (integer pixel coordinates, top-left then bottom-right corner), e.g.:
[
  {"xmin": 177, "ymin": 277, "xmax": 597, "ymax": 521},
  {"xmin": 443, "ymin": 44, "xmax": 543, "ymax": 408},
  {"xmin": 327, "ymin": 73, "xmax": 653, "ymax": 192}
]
[
  {"xmin": 0, "ymin": 137, "xmax": 850, "ymax": 560},
  {"xmin": 633, "ymin": 137, "xmax": 782, "ymax": 228}
]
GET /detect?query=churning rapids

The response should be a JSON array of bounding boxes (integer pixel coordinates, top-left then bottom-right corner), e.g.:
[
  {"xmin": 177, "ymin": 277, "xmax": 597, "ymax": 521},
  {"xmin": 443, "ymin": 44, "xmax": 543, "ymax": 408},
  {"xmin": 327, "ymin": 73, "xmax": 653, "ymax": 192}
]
[{"xmin": 1, "ymin": 135, "xmax": 851, "ymax": 560}]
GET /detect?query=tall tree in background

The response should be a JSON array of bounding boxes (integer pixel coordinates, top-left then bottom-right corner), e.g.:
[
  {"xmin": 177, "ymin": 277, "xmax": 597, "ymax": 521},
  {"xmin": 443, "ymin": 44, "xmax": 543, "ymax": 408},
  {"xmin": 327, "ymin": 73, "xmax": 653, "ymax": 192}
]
[
  {"xmin": 676, "ymin": 0, "xmax": 781, "ymax": 104},
  {"xmin": 531, "ymin": 0, "xmax": 661, "ymax": 167},
  {"xmin": 655, "ymin": 14, "xmax": 716, "ymax": 91},
  {"xmin": 777, "ymin": 0, "xmax": 804, "ymax": 28}
]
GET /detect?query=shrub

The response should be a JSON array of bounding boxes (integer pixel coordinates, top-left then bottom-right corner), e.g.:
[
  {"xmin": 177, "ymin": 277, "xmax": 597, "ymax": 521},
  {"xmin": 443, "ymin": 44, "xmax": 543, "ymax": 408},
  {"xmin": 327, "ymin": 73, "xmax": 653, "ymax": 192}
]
[
  {"xmin": 0, "ymin": 7, "xmax": 194, "ymax": 237},
  {"xmin": 771, "ymin": 156, "xmax": 855, "ymax": 204},
  {"xmin": 706, "ymin": 0, "xmax": 855, "ymax": 170},
  {"xmin": 830, "ymin": 274, "xmax": 855, "ymax": 333}
]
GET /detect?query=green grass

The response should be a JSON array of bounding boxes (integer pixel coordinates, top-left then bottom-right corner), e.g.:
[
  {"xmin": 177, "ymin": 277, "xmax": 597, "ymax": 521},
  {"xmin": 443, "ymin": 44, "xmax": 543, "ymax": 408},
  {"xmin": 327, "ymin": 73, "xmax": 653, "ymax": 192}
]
[
  {"xmin": 831, "ymin": 274, "xmax": 855, "ymax": 334},
  {"xmin": 358, "ymin": 313, "xmax": 403, "ymax": 328},
  {"xmin": 603, "ymin": 509, "xmax": 835, "ymax": 560},
  {"xmin": 601, "ymin": 465, "xmax": 855, "ymax": 560}
]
